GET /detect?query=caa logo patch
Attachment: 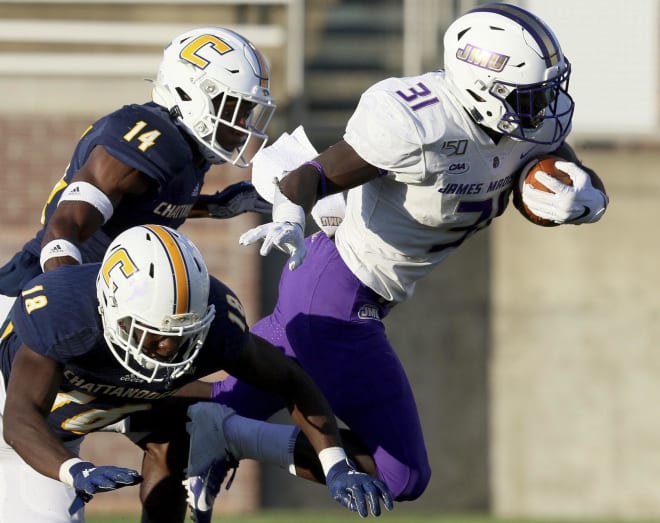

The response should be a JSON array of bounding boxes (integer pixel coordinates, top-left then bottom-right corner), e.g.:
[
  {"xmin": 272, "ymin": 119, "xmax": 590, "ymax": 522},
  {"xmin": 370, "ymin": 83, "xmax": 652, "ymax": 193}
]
[{"xmin": 446, "ymin": 162, "xmax": 470, "ymax": 175}]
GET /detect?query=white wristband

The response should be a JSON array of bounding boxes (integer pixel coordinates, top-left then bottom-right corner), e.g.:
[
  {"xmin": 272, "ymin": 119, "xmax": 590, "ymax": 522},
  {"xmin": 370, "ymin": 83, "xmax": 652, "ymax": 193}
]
[
  {"xmin": 58, "ymin": 457, "xmax": 84, "ymax": 487},
  {"xmin": 318, "ymin": 446, "xmax": 348, "ymax": 477},
  {"xmin": 273, "ymin": 184, "xmax": 305, "ymax": 226},
  {"xmin": 40, "ymin": 239, "xmax": 83, "ymax": 271},
  {"xmin": 59, "ymin": 181, "xmax": 114, "ymax": 224}
]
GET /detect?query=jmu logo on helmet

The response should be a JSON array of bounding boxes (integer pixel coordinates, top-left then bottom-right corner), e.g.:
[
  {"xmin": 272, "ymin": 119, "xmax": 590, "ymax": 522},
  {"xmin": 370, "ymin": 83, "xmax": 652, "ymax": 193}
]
[{"xmin": 456, "ymin": 44, "xmax": 509, "ymax": 72}]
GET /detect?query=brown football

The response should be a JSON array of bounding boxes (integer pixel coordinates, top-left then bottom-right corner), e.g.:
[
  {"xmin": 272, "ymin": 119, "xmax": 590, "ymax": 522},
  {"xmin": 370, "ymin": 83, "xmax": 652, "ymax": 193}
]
[{"xmin": 513, "ymin": 155, "xmax": 573, "ymax": 227}]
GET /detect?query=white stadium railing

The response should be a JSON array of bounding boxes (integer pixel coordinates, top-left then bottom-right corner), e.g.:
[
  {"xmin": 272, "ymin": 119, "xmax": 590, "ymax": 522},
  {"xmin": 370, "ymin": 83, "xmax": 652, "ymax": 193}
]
[{"xmin": 0, "ymin": 0, "xmax": 304, "ymax": 101}]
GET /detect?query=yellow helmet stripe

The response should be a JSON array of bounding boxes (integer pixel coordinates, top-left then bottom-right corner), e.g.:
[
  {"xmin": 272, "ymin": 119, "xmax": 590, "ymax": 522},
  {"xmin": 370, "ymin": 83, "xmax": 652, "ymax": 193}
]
[{"xmin": 143, "ymin": 225, "xmax": 189, "ymax": 315}]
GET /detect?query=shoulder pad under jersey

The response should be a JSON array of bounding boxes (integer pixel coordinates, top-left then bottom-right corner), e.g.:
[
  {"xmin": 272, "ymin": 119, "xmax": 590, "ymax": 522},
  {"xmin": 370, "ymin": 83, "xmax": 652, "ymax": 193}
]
[
  {"xmin": 197, "ymin": 276, "xmax": 251, "ymax": 368},
  {"xmin": 97, "ymin": 103, "xmax": 202, "ymax": 186},
  {"xmin": 11, "ymin": 265, "xmax": 102, "ymax": 362},
  {"xmin": 345, "ymin": 77, "xmax": 444, "ymax": 176}
]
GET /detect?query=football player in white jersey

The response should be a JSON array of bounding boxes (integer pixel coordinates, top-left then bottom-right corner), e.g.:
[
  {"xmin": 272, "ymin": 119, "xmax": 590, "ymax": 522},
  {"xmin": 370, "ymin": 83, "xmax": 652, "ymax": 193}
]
[{"xmin": 194, "ymin": 1, "xmax": 609, "ymax": 513}]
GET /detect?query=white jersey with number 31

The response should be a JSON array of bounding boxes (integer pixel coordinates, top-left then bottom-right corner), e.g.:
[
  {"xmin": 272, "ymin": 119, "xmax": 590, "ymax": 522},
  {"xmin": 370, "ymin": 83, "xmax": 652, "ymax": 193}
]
[{"xmin": 335, "ymin": 70, "xmax": 571, "ymax": 303}]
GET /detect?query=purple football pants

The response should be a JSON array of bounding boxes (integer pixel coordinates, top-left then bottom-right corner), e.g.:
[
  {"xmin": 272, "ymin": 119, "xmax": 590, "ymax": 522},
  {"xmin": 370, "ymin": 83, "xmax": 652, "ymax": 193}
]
[{"xmin": 214, "ymin": 232, "xmax": 431, "ymax": 501}]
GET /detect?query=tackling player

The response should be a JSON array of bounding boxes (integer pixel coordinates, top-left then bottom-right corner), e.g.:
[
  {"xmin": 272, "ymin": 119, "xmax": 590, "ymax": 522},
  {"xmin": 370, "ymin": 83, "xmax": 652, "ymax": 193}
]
[
  {"xmin": 0, "ymin": 26, "xmax": 275, "ymax": 322},
  {"xmin": 0, "ymin": 225, "xmax": 392, "ymax": 522},
  {"xmin": 199, "ymin": 0, "xmax": 609, "ymax": 515}
]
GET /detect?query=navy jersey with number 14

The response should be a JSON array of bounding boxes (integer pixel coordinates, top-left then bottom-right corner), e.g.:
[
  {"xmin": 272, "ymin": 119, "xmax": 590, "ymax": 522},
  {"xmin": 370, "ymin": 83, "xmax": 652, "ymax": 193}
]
[{"xmin": 1, "ymin": 102, "xmax": 211, "ymax": 296}]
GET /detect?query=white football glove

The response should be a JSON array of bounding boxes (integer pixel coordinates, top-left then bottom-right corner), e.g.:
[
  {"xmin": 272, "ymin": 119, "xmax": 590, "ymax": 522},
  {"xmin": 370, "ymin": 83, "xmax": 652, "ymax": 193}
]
[
  {"xmin": 239, "ymin": 184, "xmax": 307, "ymax": 270},
  {"xmin": 521, "ymin": 161, "xmax": 608, "ymax": 225}
]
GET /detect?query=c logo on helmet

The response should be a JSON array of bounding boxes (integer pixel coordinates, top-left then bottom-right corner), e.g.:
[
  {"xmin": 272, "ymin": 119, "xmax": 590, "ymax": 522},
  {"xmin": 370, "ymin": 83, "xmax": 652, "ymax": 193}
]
[
  {"xmin": 101, "ymin": 248, "xmax": 138, "ymax": 293},
  {"xmin": 180, "ymin": 34, "xmax": 233, "ymax": 69}
]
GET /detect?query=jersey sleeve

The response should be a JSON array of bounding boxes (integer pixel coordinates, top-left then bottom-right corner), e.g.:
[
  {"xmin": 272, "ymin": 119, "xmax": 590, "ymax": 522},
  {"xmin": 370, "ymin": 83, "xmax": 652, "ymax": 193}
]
[
  {"xmin": 97, "ymin": 104, "xmax": 197, "ymax": 187},
  {"xmin": 10, "ymin": 266, "xmax": 102, "ymax": 363},
  {"xmin": 344, "ymin": 83, "xmax": 427, "ymax": 183},
  {"xmin": 194, "ymin": 276, "xmax": 251, "ymax": 374}
]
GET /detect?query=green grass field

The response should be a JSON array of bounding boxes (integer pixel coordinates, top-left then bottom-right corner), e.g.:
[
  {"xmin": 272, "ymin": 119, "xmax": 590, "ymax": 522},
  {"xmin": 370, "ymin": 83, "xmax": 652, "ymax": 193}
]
[{"xmin": 85, "ymin": 510, "xmax": 657, "ymax": 523}]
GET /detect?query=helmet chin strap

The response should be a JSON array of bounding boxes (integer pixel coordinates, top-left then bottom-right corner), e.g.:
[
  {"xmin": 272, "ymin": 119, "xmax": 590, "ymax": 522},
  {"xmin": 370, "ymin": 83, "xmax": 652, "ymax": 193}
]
[
  {"xmin": 478, "ymin": 123, "xmax": 505, "ymax": 144},
  {"xmin": 199, "ymin": 139, "xmax": 234, "ymax": 165}
]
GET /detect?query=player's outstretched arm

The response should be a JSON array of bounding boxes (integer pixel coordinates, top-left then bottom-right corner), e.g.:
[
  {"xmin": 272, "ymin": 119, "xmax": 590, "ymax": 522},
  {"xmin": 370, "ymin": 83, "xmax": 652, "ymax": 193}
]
[
  {"xmin": 189, "ymin": 181, "xmax": 272, "ymax": 219},
  {"xmin": 4, "ymin": 346, "xmax": 81, "ymax": 477},
  {"xmin": 239, "ymin": 140, "xmax": 380, "ymax": 269},
  {"xmin": 279, "ymin": 140, "xmax": 381, "ymax": 213},
  {"xmin": 3, "ymin": 346, "xmax": 142, "ymax": 515}
]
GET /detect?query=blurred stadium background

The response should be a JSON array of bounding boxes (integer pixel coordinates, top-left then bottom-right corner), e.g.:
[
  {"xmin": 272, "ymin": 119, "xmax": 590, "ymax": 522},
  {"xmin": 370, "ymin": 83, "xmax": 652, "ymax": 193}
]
[{"xmin": 0, "ymin": 0, "xmax": 657, "ymax": 520}]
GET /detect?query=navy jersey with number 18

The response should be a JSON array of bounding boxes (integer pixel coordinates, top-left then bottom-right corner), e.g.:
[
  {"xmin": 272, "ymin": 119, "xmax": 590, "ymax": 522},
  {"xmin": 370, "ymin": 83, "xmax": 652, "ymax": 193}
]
[{"xmin": 0, "ymin": 264, "xmax": 248, "ymax": 441}]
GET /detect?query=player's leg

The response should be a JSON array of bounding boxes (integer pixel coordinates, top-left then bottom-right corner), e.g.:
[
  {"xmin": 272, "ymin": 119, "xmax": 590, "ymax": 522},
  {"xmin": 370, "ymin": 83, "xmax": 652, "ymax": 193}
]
[
  {"xmin": 215, "ymin": 233, "xmax": 431, "ymax": 499},
  {"xmin": 125, "ymin": 399, "xmax": 197, "ymax": 523},
  {"xmin": 271, "ymin": 233, "xmax": 432, "ymax": 500},
  {"xmin": 0, "ymin": 375, "xmax": 83, "ymax": 522},
  {"xmin": 138, "ymin": 436, "xmax": 188, "ymax": 523},
  {"xmin": 291, "ymin": 314, "xmax": 431, "ymax": 501}
]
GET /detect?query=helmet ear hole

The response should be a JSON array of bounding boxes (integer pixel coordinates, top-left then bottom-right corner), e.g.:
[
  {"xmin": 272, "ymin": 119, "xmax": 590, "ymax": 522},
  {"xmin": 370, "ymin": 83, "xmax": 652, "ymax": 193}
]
[
  {"xmin": 466, "ymin": 89, "xmax": 486, "ymax": 103},
  {"xmin": 175, "ymin": 87, "xmax": 191, "ymax": 101}
]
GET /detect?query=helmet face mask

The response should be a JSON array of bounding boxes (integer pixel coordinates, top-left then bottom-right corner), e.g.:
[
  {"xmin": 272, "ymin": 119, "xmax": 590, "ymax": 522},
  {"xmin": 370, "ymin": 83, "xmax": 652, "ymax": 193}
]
[
  {"xmin": 97, "ymin": 225, "xmax": 216, "ymax": 383},
  {"xmin": 153, "ymin": 27, "xmax": 276, "ymax": 166},
  {"xmin": 112, "ymin": 308, "xmax": 214, "ymax": 383},
  {"xmin": 494, "ymin": 64, "xmax": 571, "ymax": 142},
  {"xmin": 444, "ymin": 3, "xmax": 574, "ymax": 144}
]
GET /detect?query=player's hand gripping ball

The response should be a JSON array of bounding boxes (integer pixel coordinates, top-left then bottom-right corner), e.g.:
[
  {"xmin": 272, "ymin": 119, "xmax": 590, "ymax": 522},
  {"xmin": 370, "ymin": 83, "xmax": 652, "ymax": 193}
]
[{"xmin": 513, "ymin": 155, "xmax": 572, "ymax": 227}]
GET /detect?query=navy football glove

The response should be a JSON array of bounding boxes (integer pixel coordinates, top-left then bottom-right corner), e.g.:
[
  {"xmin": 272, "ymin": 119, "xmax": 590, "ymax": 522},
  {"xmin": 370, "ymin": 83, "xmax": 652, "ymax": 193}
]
[
  {"xmin": 326, "ymin": 459, "xmax": 394, "ymax": 517},
  {"xmin": 202, "ymin": 181, "xmax": 272, "ymax": 219},
  {"xmin": 68, "ymin": 461, "xmax": 142, "ymax": 515}
]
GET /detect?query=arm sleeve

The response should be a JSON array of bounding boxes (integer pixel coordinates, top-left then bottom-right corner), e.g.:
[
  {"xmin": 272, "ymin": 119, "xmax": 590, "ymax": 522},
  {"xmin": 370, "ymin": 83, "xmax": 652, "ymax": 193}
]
[{"xmin": 195, "ymin": 277, "xmax": 252, "ymax": 372}]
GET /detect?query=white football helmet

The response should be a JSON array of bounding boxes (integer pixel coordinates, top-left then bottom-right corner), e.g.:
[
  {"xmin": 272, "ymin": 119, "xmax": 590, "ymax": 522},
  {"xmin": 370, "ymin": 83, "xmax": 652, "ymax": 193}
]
[
  {"xmin": 443, "ymin": 3, "xmax": 574, "ymax": 144},
  {"xmin": 97, "ymin": 225, "xmax": 215, "ymax": 383},
  {"xmin": 152, "ymin": 27, "xmax": 276, "ymax": 167}
]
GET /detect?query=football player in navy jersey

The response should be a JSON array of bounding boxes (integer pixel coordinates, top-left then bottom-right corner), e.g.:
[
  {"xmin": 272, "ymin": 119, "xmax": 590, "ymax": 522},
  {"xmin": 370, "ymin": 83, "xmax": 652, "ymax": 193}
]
[
  {"xmin": 0, "ymin": 225, "xmax": 392, "ymax": 523},
  {"xmin": 0, "ymin": 26, "xmax": 275, "ymax": 318}
]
